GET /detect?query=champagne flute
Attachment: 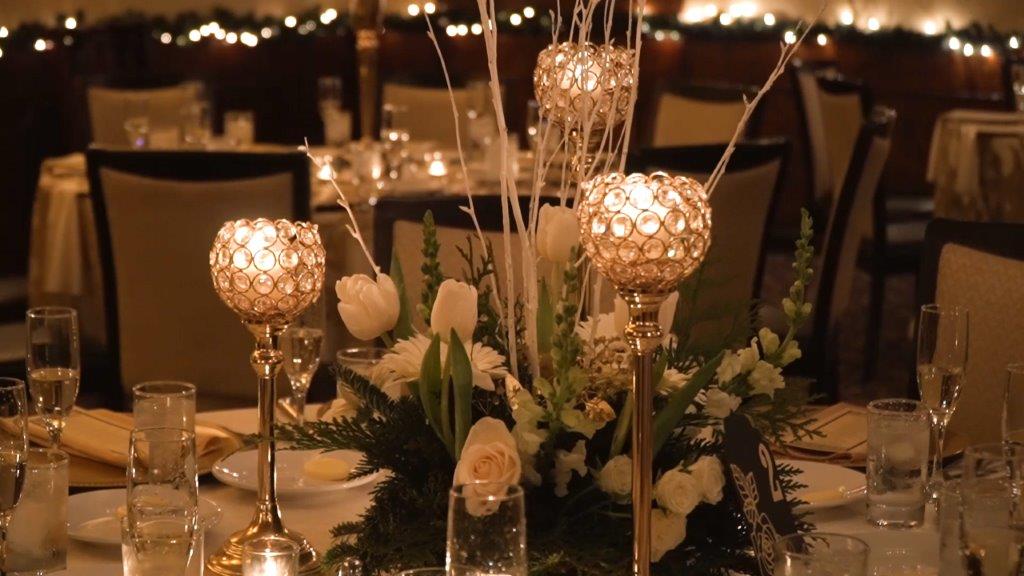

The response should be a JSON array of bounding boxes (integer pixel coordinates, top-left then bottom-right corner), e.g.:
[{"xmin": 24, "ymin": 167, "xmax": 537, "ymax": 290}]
[
  {"xmin": 281, "ymin": 327, "xmax": 324, "ymax": 426},
  {"xmin": 126, "ymin": 428, "xmax": 198, "ymax": 576},
  {"xmin": 916, "ymin": 303, "xmax": 968, "ymax": 497},
  {"xmin": 447, "ymin": 482, "xmax": 527, "ymax": 576},
  {"xmin": 25, "ymin": 307, "xmax": 80, "ymax": 449},
  {"xmin": 1004, "ymin": 364, "xmax": 1024, "ymax": 443},
  {"xmin": 0, "ymin": 378, "xmax": 28, "ymax": 568}
]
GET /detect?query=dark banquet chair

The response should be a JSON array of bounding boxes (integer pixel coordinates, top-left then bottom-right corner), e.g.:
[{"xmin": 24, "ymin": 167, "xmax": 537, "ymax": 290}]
[
  {"xmin": 86, "ymin": 148, "xmax": 310, "ymax": 409},
  {"xmin": 915, "ymin": 218, "xmax": 1024, "ymax": 445},
  {"xmin": 87, "ymin": 84, "xmax": 201, "ymax": 147}
]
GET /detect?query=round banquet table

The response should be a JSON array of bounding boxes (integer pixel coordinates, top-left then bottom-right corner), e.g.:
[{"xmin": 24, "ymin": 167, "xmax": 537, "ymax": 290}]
[{"xmin": 59, "ymin": 407, "xmax": 940, "ymax": 575}]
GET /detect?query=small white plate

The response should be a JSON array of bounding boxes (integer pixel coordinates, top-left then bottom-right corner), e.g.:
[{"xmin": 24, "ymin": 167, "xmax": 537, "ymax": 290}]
[
  {"xmin": 212, "ymin": 449, "xmax": 378, "ymax": 496},
  {"xmin": 781, "ymin": 459, "xmax": 867, "ymax": 511},
  {"xmin": 68, "ymin": 489, "xmax": 222, "ymax": 546}
]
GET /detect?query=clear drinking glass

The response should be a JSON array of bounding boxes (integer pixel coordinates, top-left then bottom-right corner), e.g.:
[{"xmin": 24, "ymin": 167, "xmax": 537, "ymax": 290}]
[
  {"xmin": 242, "ymin": 536, "xmax": 298, "ymax": 576},
  {"xmin": 916, "ymin": 303, "xmax": 969, "ymax": 497},
  {"xmin": 126, "ymin": 428, "xmax": 198, "ymax": 576},
  {"xmin": 939, "ymin": 479, "xmax": 965, "ymax": 576},
  {"xmin": 0, "ymin": 378, "xmax": 28, "ymax": 568},
  {"xmin": 774, "ymin": 533, "xmax": 869, "ymax": 576},
  {"xmin": 224, "ymin": 110, "xmax": 255, "ymax": 147},
  {"xmin": 1004, "ymin": 364, "xmax": 1024, "ymax": 443},
  {"xmin": 396, "ymin": 569, "xmax": 443, "ymax": 576},
  {"xmin": 124, "ymin": 117, "xmax": 151, "ymax": 149},
  {"xmin": 866, "ymin": 398, "xmax": 931, "ymax": 528},
  {"xmin": 25, "ymin": 307, "xmax": 80, "ymax": 449},
  {"xmin": 318, "ymin": 76, "xmax": 343, "ymax": 115},
  {"xmin": 181, "ymin": 101, "xmax": 212, "ymax": 148},
  {"xmin": 447, "ymin": 482, "xmax": 527, "ymax": 576},
  {"xmin": 122, "ymin": 516, "xmax": 204, "ymax": 576},
  {"xmin": 5, "ymin": 449, "xmax": 68, "ymax": 574},
  {"xmin": 962, "ymin": 443, "xmax": 1024, "ymax": 483},
  {"xmin": 960, "ymin": 476, "xmax": 1024, "ymax": 576},
  {"xmin": 133, "ymin": 382, "xmax": 196, "ymax": 432},
  {"xmin": 281, "ymin": 327, "xmax": 324, "ymax": 425}
]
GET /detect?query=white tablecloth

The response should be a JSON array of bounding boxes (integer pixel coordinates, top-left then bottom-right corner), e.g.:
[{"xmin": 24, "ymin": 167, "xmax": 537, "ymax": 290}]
[
  {"xmin": 927, "ymin": 109, "xmax": 1024, "ymax": 222},
  {"xmin": 60, "ymin": 405, "xmax": 940, "ymax": 575}
]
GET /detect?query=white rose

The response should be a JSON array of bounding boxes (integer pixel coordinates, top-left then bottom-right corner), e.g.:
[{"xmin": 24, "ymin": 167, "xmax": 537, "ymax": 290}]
[
  {"xmin": 431, "ymin": 279, "xmax": 478, "ymax": 343},
  {"xmin": 704, "ymin": 388, "xmax": 741, "ymax": 418},
  {"xmin": 654, "ymin": 467, "xmax": 702, "ymax": 516},
  {"xmin": 597, "ymin": 455, "xmax": 633, "ymax": 498},
  {"xmin": 688, "ymin": 456, "xmax": 725, "ymax": 504},
  {"xmin": 613, "ymin": 291, "xmax": 679, "ymax": 340},
  {"xmin": 651, "ymin": 509, "xmax": 687, "ymax": 562},
  {"xmin": 779, "ymin": 340, "xmax": 802, "ymax": 366},
  {"xmin": 335, "ymin": 273, "xmax": 400, "ymax": 341},
  {"xmin": 758, "ymin": 328, "xmax": 780, "ymax": 356},
  {"xmin": 553, "ymin": 440, "xmax": 587, "ymax": 497},
  {"xmin": 454, "ymin": 417, "xmax": 522, "ymax": 486},
  {"xmin": 536, "ymin": 204, "xmax": 581, "ymax": 263},
  {"xmin": 748, "ymin": 360, "xmax": 785, "ymax": 398}
]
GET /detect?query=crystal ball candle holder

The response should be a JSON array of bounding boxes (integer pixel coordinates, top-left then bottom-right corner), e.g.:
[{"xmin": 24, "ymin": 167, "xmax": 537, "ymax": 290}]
[
  {"xmin": 576, "ymin": 172, "xmax": 712, "ymax": 294},
  {"xmin": 210, "ymin": 218, "xmax": 326, "ymax": 324},
  {"xmin": 533, "ymin": 41, "xmax": 636, "ymax": 131}
]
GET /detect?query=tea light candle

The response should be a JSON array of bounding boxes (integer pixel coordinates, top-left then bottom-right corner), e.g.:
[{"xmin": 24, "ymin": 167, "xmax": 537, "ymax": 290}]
[
  {"xmin": 427, "ymin": 152, "xmax": 447, "ymax": 177},
  {"xmin": 242, "ymin": 536, "xmax": 299, "ymax": 576}
]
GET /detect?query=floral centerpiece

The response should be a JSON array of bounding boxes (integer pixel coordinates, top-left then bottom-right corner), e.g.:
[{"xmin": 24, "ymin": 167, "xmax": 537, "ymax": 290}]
[{"xmin": 282, "ymin": 206, "xmax": 818, "ymax": 574}]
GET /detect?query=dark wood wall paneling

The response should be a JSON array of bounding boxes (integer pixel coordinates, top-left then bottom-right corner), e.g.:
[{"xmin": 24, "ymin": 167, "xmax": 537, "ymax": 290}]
[{"xmin": 0, "ymin": 25, "xmax": 1011, "ymax": 276}]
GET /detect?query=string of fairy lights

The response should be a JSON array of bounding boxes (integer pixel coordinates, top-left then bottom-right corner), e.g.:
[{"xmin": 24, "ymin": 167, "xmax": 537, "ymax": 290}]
[{"xmin": 0, "ymin": 3, "xmax": 1019, "ymax": 61}]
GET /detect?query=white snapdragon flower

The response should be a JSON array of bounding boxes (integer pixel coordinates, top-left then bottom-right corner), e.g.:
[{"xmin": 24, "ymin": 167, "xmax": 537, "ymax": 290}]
[
  {"xmin": 703, "ymin": 388, "xmax": 742, "ymax": 418},
  {"xmin": 658, "ymin": 368, "xmax": 692, "ymax": 395},
  {"xmin": 779, "ymin": 340, "xmax": 802, "ymax": 366},
  {"xmin": 715, "ymin": 353, "xmax": 743, "ymax": 384},
  {"xmin": 748, "ymin": 360, "xmax": 785, "ymax": 398},
  {"xmin": 688, "ymin": 456, "xmax": 726, "ymax": 504},
  {"xmin": 597, "ymin": 455, "xmax": 633, "ymax": 498},
  {"xmin": 654, "ymin": 467, "xmax": 701, "ymax": 516},
  {"xmin": 758, "ymin": 328, "xmax": 780, "ymax": 356},
  {"xmin": 651, "ymin": 509, "xmax": 687, "ymax": 562},
  {"xmin": 553, "ymin": 440, "xmax": 587, "ymax": 497}
]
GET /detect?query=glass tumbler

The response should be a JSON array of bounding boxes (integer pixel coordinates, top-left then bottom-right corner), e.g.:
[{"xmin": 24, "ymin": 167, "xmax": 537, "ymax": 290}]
[
  {"xmin": 224, "ymin": 110, "xmax": 255, "ymax": 147},
  {"xmin": 447, "ymin": 482, "xmax": 527, "ymax": 576},
  {"xmin": 4, "ymin": 449, "xmax": 68, "ymax": 574},
  {"xmin": 866, "ymin": 398, "xmax": 930, "ymax": 528},
  {"xmin": 960, "ymin": 476, "xmax": 1024, "ymax": 576},
  {"xmin": 133, "ymin": 381, "xmax": 196, "ymax": 432},
  {"xmin": 773, "ymin": 532, "xmax": 869, "ymax": 576}
]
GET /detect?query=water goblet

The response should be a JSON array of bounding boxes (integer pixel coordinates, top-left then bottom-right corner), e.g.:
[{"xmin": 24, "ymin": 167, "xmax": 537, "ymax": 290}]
[
  {"xmin": 25, "ymin": 307, "xmax": 80, "ymax": 449},
  {"xmin": 916, "ymin": 303, "xmax": 969, "ymax": 497}
]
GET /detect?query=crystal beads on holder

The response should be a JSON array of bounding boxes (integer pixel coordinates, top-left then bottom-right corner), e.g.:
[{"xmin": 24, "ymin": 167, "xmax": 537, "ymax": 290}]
[
  {"xmin": 576, "ymin": 172, "xmax": 712, "ymax": 294},
  {"xmin": 533, "ymin": 41, "xmax": 636, "ymax": 131},
  {"xmin": 209, "ymin": 218, "xmax": 326, "ymax": 324}
]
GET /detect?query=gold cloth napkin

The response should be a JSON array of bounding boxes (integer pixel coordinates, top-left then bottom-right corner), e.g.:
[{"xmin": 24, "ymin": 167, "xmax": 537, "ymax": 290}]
[{"xmin": 28, "ymin": 409, "xmax": 242, "ymax": 468}]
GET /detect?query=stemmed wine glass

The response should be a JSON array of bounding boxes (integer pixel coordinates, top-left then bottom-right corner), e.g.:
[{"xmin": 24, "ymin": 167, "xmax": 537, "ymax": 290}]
[
  {"xmin": 0, "ymin": 378, "xmax": 29, "ymax": 567},
  {"xmin": 281, "ymin": 304, "xmax": 325, "ymax": 425},
  {"xmin": 25, "ymin": 307, "xmax": 80, "ymax": 449},
  {"xmin": 1003, "ymin": 363, "xmax": 1024, "ymax": 443},
  {"xmin": 126, "ymin": 428, "xmax": 198, "ymax": 576},
  {"xmin": 916, "ymin": 303, "xmax": 969, "ymax": 497}
]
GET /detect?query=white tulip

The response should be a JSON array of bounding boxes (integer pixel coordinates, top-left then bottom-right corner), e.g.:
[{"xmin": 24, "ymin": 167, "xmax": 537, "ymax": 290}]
[
  {"xmin": 336, "ymin": 274, "xmax": 400, "ymax": 341},
  {"xmin": 651, "ymin": 509, "xmax": 688, "ymax": 562},
  {"xmin": 431, "ymin": 279, "xmax": 478, "ymax": 343},
  {"xmin": 654, "ymin": 467, "xmax": 702, "ymax": 516},
  {"xmin": 597, "ymin": 454, "xmax": 633, "ymax": 498},
  {"xmin": 536, "ymin": 204, "xmax": 580, "ymax": 263}
]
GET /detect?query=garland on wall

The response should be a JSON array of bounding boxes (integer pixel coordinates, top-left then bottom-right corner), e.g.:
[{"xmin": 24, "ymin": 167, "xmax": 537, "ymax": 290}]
[{"xmin": 0, "ymin": 4, "xmax": 1020, "ymax": 61}]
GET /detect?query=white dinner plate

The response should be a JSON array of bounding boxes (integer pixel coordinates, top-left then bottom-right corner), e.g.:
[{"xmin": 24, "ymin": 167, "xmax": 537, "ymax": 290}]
[
  {"xmin": 212, "ymin": 449, "xmax": 379, "ymax": 496},
  {"xmin": 68, "ymin": 489, "xmax": 222, "ymax": 546},
  {"xmin": 780, "ymin": 459, "xmax": 867, "ymax": 511}
]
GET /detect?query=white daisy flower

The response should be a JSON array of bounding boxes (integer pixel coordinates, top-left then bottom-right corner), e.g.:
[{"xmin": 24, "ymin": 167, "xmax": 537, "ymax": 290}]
[{"xmin": 370, "ymin": 334, "xmax": 508, "ymax": 399}]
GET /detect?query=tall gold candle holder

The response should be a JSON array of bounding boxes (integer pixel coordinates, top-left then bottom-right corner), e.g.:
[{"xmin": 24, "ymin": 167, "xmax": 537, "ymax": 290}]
[
  {"xmin": 207, "ymin": 218, "xmax": 326, "ymax": 576},
  {"xmin": 576, "ymin": 173, "xmax": 711, "ymax": 576},
  {"xmin": 533, "ymin": 41, "xmax": 635, "ymax": 182}
]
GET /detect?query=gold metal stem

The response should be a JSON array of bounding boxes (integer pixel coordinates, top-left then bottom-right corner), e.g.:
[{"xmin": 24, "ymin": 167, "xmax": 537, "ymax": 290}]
[
  {"xmin": 621, "ymin": 291, "xmax": 669, "ymax": 576},
  {"xmin": 355, "ymin": 29, "xmax": 380, "ymax": 141},
  {"xmin": 206, "ymin": 322, "xmax": 321, "ymax": 576}
]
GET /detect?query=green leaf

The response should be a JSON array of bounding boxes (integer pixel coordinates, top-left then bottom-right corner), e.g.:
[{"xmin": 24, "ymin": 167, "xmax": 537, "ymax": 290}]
[
  {"xmin": 418, "ymin": 334, "xmax": 450, "ymax": 456},
  {"xmin": 652, "ymin": 351, "xmax": 725, "ymax": 455},
  {"xmin": 537, "ymin": 278, "xmax": 554, "ymax": 357},
  {"xmin": 389, "ymin": 252, "xmax": 415, "ymax": 341},
  {"xmin": 609, "ymin": 392, "xmax": 633, "ymax": 458},
  {"xmin": 448, "ymin": 331, "xmax": 474, "ymax": 459}
]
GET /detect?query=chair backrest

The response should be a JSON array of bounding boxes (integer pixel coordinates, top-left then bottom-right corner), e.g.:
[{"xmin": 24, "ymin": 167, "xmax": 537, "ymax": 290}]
[
  {"xmin": 86, "ymin": 148, "xmax": 311, "ymax": 407},
  {"xmin": 810, "ymin": 108, "xmax": 895, "ymax": 398},
  {"xmin": 628, "ymin": 138, "xmax": 789, "ymax": 309},
  {"xmin": 650, "ymin": 83, "xmax": 757, "ymax": 147},
  {"xmin": 372, "ymin": 195, "xmax": 555, "ymax": 332},
  {"xmin": 793, "ymin": 63, "xmax": 871, "ymax": 208},
  {"xmin": 87, "ymin": 84, "xmax": 198, "ymax": 146},
  {"xmin": 1006, "ymin": 60, "xmax": 1024, "ymax": 112},
  {"xmin": 382, "ymin": 82, "xmax": 486, "ymax": 146},
  {"xmin": 917, "ymin": 218, "xmax": 1024, "ymax": 444}
]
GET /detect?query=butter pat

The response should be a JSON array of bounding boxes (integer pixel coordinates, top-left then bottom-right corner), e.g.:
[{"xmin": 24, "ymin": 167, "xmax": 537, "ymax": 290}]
[{"xmin": 303, "ymin": 455, "xmax": 353, "ymax": 481}]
